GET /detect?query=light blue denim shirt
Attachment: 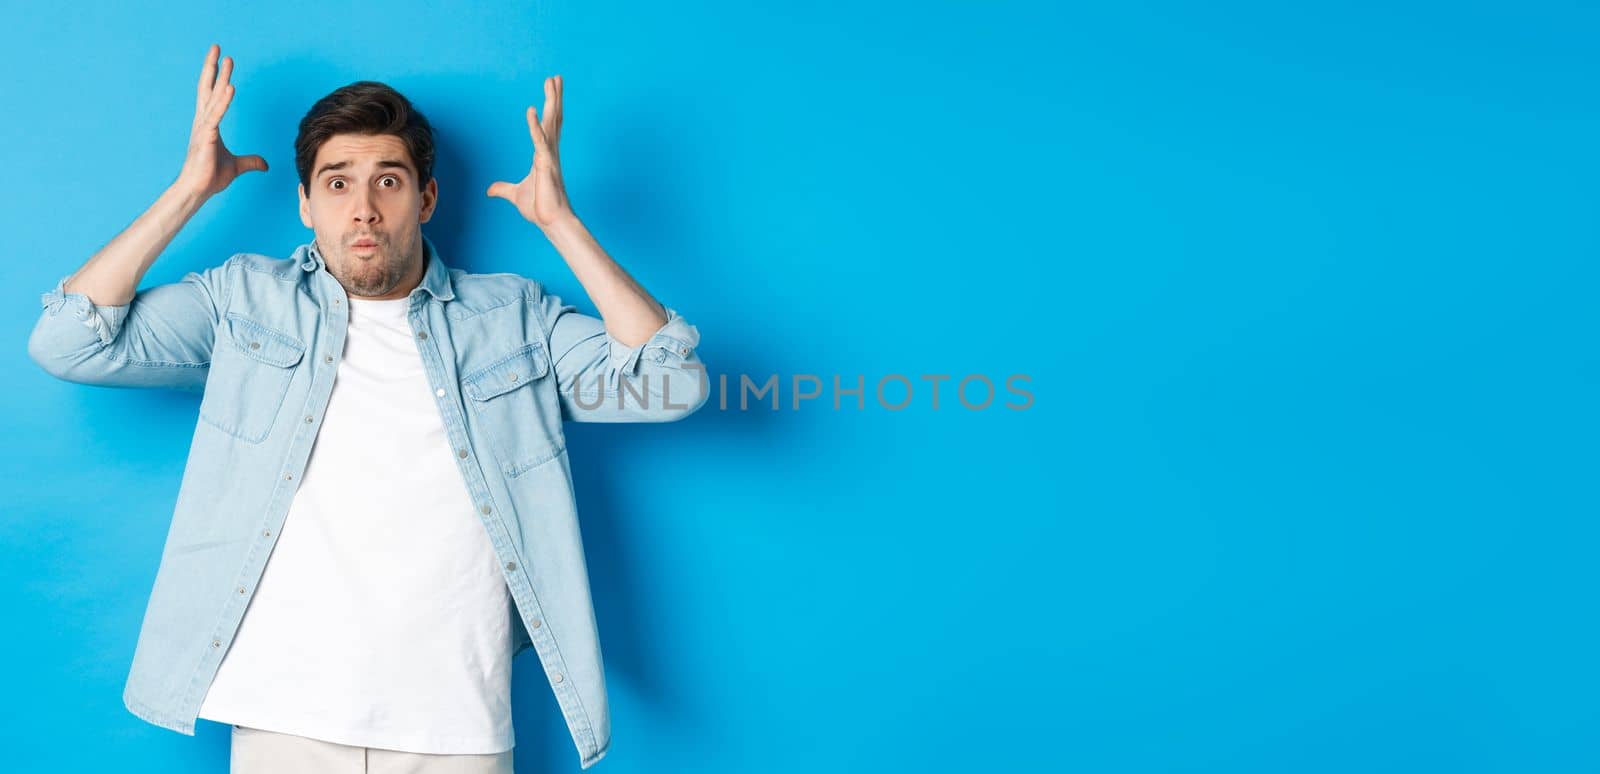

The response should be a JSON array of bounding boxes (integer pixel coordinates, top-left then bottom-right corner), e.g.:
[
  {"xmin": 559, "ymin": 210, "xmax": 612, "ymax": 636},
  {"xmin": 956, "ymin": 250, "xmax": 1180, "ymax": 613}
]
[{"xmin": 26, "ymin": 235, "xmax": 708, "ymax": 769}]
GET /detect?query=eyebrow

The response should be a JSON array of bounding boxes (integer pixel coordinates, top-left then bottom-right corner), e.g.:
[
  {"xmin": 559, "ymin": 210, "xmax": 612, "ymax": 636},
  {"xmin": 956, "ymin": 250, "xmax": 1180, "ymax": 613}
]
[{"xmin": 314, "ymin": 159, "xmax": 413, "ymax": 179}]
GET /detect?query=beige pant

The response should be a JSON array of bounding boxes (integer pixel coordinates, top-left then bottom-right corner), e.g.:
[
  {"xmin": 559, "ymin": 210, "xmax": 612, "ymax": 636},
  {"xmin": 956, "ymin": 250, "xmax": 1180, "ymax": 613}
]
[{"xmin": 230, "ymin": 724, "xmax": 515, "ymax": 774}]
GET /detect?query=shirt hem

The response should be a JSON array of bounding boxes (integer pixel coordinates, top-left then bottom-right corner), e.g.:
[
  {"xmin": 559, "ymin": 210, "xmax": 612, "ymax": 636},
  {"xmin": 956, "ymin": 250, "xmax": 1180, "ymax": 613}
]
[{"xmin": 199, "ymin": 711, "xmax": 514, "ymax": 755}]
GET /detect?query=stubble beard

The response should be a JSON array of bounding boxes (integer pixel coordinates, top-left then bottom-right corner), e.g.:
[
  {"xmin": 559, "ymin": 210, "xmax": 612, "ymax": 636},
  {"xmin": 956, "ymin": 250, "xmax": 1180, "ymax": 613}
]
[{"xmin": 329, "ymin": 234, "xmax": 418, "ymax": 298}]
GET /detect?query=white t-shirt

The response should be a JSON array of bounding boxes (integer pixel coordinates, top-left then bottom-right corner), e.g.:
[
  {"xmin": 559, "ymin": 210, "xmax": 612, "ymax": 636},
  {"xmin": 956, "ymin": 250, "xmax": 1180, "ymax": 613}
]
[{"xmin": 198, "ymin": 293, "xmax": 516, "ymax": 754}]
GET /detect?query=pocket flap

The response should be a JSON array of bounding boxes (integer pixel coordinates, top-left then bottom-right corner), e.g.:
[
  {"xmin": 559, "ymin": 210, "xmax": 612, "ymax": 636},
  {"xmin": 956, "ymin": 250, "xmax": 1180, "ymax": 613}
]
[
  {"xmin": 463, "ymin": 343, "xmax": 550, "ymax": 401},
  {"xmin": 225, "ymin": 313, "xmax": 305, "ymax": 368}
]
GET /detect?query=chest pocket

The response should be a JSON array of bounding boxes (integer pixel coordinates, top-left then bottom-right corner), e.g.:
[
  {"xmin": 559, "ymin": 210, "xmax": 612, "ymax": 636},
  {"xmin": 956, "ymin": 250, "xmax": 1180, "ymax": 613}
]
[
  {"xmin": 199, "ymin": 313, "xmax": 305, "ymax": 444},
  {"xmin": 462, "ymin": 341, "xmax": 565, "ymax": 477}
]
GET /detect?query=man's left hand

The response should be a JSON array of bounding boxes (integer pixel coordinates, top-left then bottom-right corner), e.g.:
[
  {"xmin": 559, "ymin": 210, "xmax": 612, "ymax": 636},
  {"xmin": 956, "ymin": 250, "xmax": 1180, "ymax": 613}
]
[{"xmin": 488, "ymin": 75, "xmax": 573, "ymax": 228}]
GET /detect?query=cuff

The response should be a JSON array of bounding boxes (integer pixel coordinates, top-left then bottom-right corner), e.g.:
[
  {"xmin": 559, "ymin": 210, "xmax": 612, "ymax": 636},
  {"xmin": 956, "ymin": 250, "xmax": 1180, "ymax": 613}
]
[
  {"xmin": 41, "ymin": 274, "xmax": 130, "ymax": 346},
  {"xmin": 604, "ymin": 307, "xmax": 702, "ymax": 390}
]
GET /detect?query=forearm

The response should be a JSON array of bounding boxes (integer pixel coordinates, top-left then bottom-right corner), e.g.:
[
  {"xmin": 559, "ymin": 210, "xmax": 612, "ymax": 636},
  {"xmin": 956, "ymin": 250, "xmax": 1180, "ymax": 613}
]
[
  {"xmin": 541, "ymin": 214, "xmax": 667, "ymax": 348},
  {"xmin": 64, "ymin": 183, "xmax": 208, "ymax": 306}
]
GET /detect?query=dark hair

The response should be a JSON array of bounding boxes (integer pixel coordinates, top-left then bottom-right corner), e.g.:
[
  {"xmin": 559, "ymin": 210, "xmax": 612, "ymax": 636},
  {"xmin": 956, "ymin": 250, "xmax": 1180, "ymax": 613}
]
[{"xmin": 294, "ymin": 81, "xmax": 435, "ymax": 191}]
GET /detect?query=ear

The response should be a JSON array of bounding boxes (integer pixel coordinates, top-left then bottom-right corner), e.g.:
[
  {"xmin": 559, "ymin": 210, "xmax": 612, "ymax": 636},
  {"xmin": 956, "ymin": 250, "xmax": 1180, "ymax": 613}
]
[
  {"xmin": 298, "ymin": 183, "xmax": 312, "ymax": 229},
  {"xmin": 419, "ymin": 177, "xmax": 439, "ymax": 224}
]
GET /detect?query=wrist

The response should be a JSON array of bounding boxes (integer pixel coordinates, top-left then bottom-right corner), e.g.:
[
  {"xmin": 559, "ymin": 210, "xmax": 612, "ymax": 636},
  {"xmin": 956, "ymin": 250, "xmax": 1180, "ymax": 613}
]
[
  {"xmin": 164, "ymin": 180, "xmax": 210, "ymax": 215},
  {"xmin": 539, "ymin": 210, "xmax": 586, "ymax": 243}
]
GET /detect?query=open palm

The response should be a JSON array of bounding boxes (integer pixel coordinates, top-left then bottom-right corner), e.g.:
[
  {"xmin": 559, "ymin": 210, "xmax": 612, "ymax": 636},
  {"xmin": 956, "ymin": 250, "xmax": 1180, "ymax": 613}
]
[{"xmin": 486, "ymin": 75, "xmax": 572, "ymax": 228}]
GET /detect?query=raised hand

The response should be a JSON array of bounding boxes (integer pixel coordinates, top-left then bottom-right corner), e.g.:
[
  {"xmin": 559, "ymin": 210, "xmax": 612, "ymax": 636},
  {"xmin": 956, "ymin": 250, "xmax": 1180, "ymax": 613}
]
[
  {"xmin": 486, "ymin": 75, "xmax": 573, "ymax": 228},
  {"xmin": 175, "ymin": 44, "xmax": 268, "ymax": 199}
]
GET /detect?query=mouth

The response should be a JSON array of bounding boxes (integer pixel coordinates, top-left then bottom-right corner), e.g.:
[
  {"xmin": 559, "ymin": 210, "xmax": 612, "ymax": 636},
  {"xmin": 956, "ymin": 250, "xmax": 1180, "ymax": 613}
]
[{"xmin": 351, "ymin": 239, "xmax": 380, "ymax": 251}]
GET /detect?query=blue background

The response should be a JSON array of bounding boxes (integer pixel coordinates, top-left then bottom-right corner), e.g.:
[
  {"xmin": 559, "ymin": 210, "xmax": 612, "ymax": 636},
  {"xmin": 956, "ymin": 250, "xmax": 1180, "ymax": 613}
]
[{"xmin": 3, "ymin": 0, "xmax": 1597, "ymax": 771}]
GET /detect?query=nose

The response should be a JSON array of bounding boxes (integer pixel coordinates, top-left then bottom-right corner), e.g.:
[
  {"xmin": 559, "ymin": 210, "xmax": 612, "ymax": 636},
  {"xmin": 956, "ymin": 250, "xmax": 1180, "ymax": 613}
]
[{"xmin": 351, "ymin": 189, "xmax": 379, "ymax": 225}]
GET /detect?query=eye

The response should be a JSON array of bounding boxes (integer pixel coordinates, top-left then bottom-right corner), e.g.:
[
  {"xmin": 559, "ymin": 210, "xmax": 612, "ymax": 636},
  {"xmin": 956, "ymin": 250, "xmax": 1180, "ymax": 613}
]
[
  {"xmin": 380, "ymin": 175, "xmax": 399, "ymax": 188},
  {"xmin": 328, "ymin": 178, "xmax": 346, "ymax": 191}
]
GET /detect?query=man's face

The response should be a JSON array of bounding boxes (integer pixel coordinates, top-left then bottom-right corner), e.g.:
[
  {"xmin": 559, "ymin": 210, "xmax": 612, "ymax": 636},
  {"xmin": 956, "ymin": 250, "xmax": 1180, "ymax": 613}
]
[{"xmin": 298, "ymin": 133, "xmax": 438, "ymax": 299}]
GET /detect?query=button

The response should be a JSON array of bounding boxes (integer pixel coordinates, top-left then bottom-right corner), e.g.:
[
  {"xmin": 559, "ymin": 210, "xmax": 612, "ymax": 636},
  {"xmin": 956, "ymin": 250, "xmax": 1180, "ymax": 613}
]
[
  {"xmin": 435, "ymin": 388, "xmax": 446, "ymax": 397},
  {"xmin": 679, "ymin": 346, "xmax": 688, "ymax": 355},
  {"xmin": 552, "ymin": 672, "xmax": 564, "ymax": 683},
  {"xmin": 458, "ymin": 448, "xmax": 468, "ymax": 458},
  {"xmin": 237, "ymin": 586, "xmax": 246, "ymax": 594},
  {"xmin": 480, "ymin": 505, "xmax": 491, "ymax": 514},
  {"xmin": 211, "ymin": 640, "xmax": 221, "ymax": 648},
  {"xmin": 333, "ymin": 299, "xmax": 341, "ymax": 306},
  {"xmin": 509, "ymin": 373, "xmax": 519, "ymax": 383},
  {"xmin": 417, "ymin": 331, "xmax": 428, "ymax": 340},
  {"xmin": 305, "ymin": 415, "xmax": 314, "ymax": 423},
  {"xmin": 531, "ymin": 619, "xmax": 541, "ymax": 629},
  {"xmin": 506, "ymin": 562, "xmax": 517, "ymax": 571},
  {"xmin": 263, "ymin": 530, "xmax": 271, "ymax": 537},
  {"xmin": 324, "ymin": 355, "xmax": 333, "ymax": 364},
  {"xmin": 284, "ymin": 473, "xmax": 293, "ymax": 480},
  {"xmin": 249, "ymin": 341, "xmax": 260, "ymax": 350}
]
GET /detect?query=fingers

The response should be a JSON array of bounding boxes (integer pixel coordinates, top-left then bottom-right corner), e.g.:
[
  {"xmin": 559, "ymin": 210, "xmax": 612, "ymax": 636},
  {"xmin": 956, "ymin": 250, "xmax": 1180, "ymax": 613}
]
[
  {"xmin": 543, "ymin": 75, "xmax": 563, "ymax": 141},
  {"xmin": 210, "ymin": 54, "xmax": 234, "ymax": 111},
  {"xmin": 195, "ymin": 46, "xmax": 235, "ymax": 130},
  {"xmin": 239, "ymin": 154, "xmax": 269, "ymax": 174},
  {"xmin": 204, "ymin": 82, "xmax": 235, "ymax": 130},
  {"xmin": 486, "ymin": 181, "xmax": 516, "ymax": 200},
  {"xmin": 196, "ymin": 44, "xmax": 219, "ymax": 110},
  {"xmin": 526, "ymin": 106, "xmax": 549, "ymax": 154}
]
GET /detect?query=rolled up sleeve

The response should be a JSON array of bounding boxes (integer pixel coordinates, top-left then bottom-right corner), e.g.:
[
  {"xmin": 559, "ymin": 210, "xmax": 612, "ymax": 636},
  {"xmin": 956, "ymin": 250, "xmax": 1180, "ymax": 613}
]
[
  {"xmin": 533, "ymin": 284, "xmax": 709, "ymax": 422},
  {"xmin": 27, "ymin": 258, "xmax": 232, "ymax": 391},
  {"xmin": 41, "ymin": 273, "xmax": 133, "ymax": 346}
]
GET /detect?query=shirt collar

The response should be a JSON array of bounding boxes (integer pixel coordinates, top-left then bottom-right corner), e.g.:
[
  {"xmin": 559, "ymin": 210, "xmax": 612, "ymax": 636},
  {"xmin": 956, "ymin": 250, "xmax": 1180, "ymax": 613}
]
[
  {"xmin": 411, "ymin": 235, "xmax": 457, "ymax": 302},
  {"xmin": 300, "ymin": 233, "xmax": 456, "ymax": 302}
]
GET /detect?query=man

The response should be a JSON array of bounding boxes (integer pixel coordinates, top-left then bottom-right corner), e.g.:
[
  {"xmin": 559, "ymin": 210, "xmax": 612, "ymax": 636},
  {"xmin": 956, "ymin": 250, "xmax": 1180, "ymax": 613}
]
[{"xmin": 27, "ymin": 44, "xmax": 707, "ymax": 773}]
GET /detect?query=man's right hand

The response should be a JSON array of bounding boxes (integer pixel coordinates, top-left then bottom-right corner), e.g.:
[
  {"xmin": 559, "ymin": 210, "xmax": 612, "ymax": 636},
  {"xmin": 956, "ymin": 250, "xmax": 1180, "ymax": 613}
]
[{"xmin": 174, "ymin": 44, "xmax": 268, "ymax": 199}]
